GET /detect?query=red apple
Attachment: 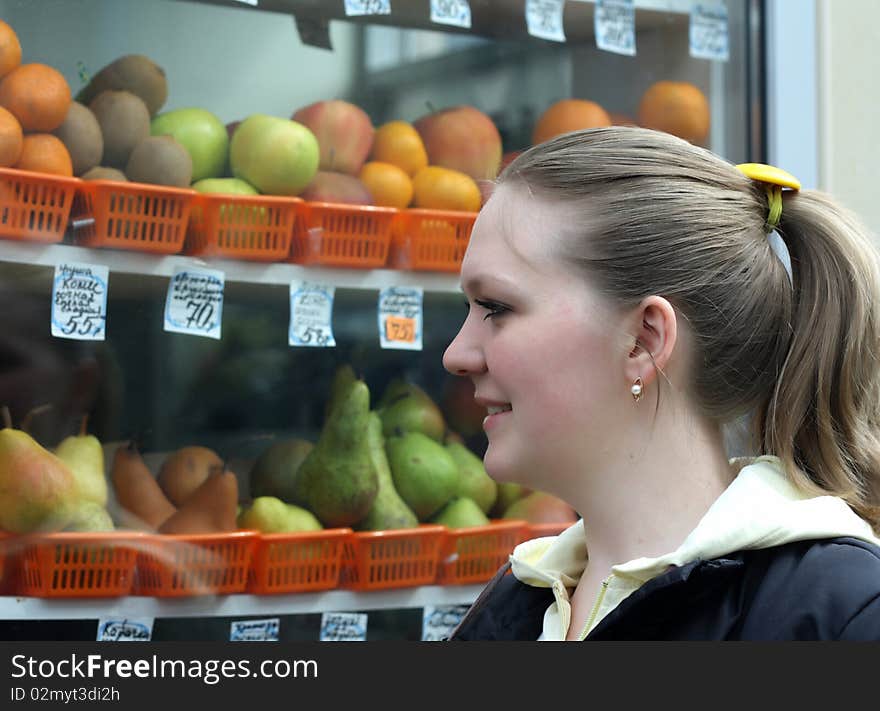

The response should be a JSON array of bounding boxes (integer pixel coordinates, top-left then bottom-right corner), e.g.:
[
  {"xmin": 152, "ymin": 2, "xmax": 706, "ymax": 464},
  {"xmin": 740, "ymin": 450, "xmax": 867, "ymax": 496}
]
[
  {"xmin": 300, "ymin": 170, "xmax": 372, "ymax": 205},
  {"xmin": 291, "ymin": 99, "xmax": 375, "ymax": 175},
  {"xmin": 414, "ymin": 105, "xmax": 502, "ymax": 182}
]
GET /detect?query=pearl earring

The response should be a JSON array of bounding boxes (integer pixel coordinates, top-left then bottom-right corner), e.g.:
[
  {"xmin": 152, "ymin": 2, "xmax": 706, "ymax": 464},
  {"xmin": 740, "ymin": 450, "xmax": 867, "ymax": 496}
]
[{"xmin": 631, "ymin": 377, "xmax": 643, "ymax": 402}]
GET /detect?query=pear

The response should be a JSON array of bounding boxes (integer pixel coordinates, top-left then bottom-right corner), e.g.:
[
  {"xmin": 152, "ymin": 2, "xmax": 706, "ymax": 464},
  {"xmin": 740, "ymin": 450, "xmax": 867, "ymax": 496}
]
[
  {"xmin": 385, "ymin": 430, "xmax": 459, "ymax": 520},
  {"xmin": 157, "ymin": 445, "xmax": 224, "ymax": 506},
  {"xmin": 490, "ymin": 482, "xmax": 532, "ymax": 518},
  {"xmin": 502, "ymin": 491, "xmax": 578, "ymax": 525},
  {"xmin": 294, "ymin": 379, "xmax": 379, "ymax": 527},
  {"xmin": 431, "ymin": 496, "xmax": 490, "ymax": 529},
  {"xmin": 445, "ymin": 438, "xmax": 497, "ymax": 515},
  {"xmin": 378, "ymin": 378, "xmax": 446, "ymax": 442},
  {"xmin": 355, "ymin": 412, "xmax": 419, "ymax": 531},
  {"xmin": 55, "ymin": 415, "xmax": 107, "ymax": 507},
  {"xmin": 158, "ymin": 468, "xmax": 239, "ymax": 535},
  {"xmin": 324, "ymin": 363, "xmax": 358, "ymax": 422},
  {"xmin": 238, "ymin": 496, "xmax": 323, "ymax": 533},
  {"xmin": 248, "ymin": 437, "xmax": 313, "ymax": 503},
  {"xmin": 0, "ymin": 406, "xmax": 77, "ymax": 533},
  {"xmin": 64, "ymin": 500, "xmax": 115, "ymax": 532}
]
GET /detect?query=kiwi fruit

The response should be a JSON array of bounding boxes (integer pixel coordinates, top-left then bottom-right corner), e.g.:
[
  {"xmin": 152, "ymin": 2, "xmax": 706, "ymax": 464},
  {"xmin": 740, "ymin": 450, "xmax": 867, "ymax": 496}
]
[
  {"xmin": 51, "ymin": 102, "xmax": 103, "ymax": 177},
  {"xmin": 81, "ymin": 166, "xmax": 128, "ymax": 182},
  {"xmin": 125, "ymin": 135, "xmax": 192, "ymax": 187},
  {"xmin": 77, "ymin": 54, "xmax": 168, "ymax": 117},
  {"xmin": 89, "ymin": 90, "xmax": 151, "ymax": 169}
]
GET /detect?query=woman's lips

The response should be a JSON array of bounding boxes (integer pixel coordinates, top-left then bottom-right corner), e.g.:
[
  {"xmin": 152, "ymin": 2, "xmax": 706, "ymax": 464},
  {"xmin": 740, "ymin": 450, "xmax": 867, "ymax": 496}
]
[{"xmin": 483, "ymin": 405, "xmax": 511, "ymax": 431}]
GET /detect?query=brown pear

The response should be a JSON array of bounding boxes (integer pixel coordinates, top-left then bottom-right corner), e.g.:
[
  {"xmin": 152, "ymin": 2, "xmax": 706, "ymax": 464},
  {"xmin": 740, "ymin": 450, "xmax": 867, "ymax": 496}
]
[
  {"xmin": 158, "ymin": 468, "xmax": 239, "ymax": 535},
  {"xmin": 157, "ymin": 445, "xmax": 223, "ymax": 506}
]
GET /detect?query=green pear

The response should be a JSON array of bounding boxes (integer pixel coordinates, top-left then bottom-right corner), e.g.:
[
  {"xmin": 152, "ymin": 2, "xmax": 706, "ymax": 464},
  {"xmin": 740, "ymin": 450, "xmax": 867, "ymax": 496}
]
[
  {"xmin": 355, "ymin": 412, "xmax": 419, "ymax": 531},
  {"xmin": 238, "ymin": 496, "xmax": 323, "ymax": 533},
  {"xmin": 294, "ymin": 380, "xmax": 379, "ymax": 527},
  {"xmin": 64, "ymin": 500, "xmax": 115, "ymax": 532},
  {"xmin": 324, "ymin": 364, "xmax": 358, "ymax": 422},
  {"xmin": 248, "ymin": 437, "xmax": 314, "ymax": 503},
  {"xmin": 0, "ymin": 407, "xmax": 77, "ymax": 533},
  {"xmin": 55, "ymin": 415, "xmax": 107, "ymax": 507},
  {"xmin": 385, "ymin": 430, "xmax": 459, "ymax": 520},
  {"xmin": 445, "ymin": 439, "xmax": 497, "ymax": 515},
  {"xmin": 431, "ymin": 496, "xmax": 490, "ymax": 529},
  {"xmin": 490, "ymin": 482, "xmax": 532, "ymax": 518},
  {"xmin": 378, "ymin": 378, "xmax": 446, "ymax": 442}
]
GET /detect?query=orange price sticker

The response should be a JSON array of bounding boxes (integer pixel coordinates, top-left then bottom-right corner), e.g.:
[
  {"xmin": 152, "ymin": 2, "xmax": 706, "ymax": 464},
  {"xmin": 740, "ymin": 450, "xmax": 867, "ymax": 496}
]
[{"xmin": 384, "ymin": 316, "xmax": 416, "ymax": 343}]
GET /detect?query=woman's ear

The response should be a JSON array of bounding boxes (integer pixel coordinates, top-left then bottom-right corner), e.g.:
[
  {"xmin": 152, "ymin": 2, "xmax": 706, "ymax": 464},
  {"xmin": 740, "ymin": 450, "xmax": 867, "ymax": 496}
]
[{"xmin": 624, "ymin": 296, "xmax": 677, "ymax": 388}]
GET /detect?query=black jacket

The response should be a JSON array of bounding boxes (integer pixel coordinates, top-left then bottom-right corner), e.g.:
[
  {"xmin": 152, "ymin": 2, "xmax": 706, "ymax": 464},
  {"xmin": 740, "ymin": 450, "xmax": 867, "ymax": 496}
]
[{"xmin": 450, "ymin": 536, "xmax": 880, "ymax": 640}]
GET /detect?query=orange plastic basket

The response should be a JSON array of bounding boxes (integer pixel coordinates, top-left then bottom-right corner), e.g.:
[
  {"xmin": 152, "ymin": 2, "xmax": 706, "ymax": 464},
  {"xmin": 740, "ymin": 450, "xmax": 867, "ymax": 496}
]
[
  {"xmin": 520, "ymin": 521, "xmax": 578, "ymax": 543},
  {"xmin": 185, "ymin": 193, "xmax": 301, "ymax": 261},
  {"xmin": 0, "ymin": 167, "xmax": 80, "ymax": 243},
  {"xmin": 248, "ymin": 528, "xmax": 351, "ymax": 594},
  {"xmin": 133, "ymin": 531, "xmax": 257, "ymax": 597},
  {"xmin": 436, "ymin": 520, "xmax": 526, "ymax": 585},
  {"xmin": 388, "ymin": 208, "xmax": 476, "ymax": 272},
  {"xmin": 288, "ymin": 201, "xmax": 397, "ymax": 268},
  {"xmin": 71, "ymin": 179, "xmax": 195, "ymax": 254},
  {"xmin": 16, "ymin": 532, "xmax": 145, "ymax": 598},
  {"xmin": 339, "ymin": 524, "xmax": 445, "ymax": 591}
]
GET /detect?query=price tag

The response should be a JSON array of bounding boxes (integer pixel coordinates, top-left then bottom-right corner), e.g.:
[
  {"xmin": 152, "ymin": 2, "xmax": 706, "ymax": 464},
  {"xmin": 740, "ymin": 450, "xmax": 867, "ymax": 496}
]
[
  {"xmin": 525, "ymin": 0, "xmax": 566, "ymax": 43},
  {"xmin": 230, "ymin": 618, "xmax": 280, "ymax": 642},
  {"xmin": 344, "ymin": 0, "xmax": 391, "ymax": 16},
  {"xmin": 163, "ymin": 266, "xmax": 224, "ymax": 340},
  {"xmin": 421, "ymin": 604, "xmax": 470, "ymax": 641},
  {"xmin": 96, "ymin": 617, "xmax": 153, "ymax": 642},
  {"xmin": 289, "ymin": 281, "xmax": 336, "ymax": 347},
  {"xmin": 690, "ymin": 3, "xmax": 729, "ymax": 62},
  {"xmin": 51, "ymin": 262, "xmax": 109, "ymax": 341},
  {"xmin": 594, "ymin": 0, "xmax": 636, "ymax": 56},
  {"xmin": 319, "ymin": 612, "xmax": 367, "ymax": 641},
  {"xmin": 378, "ymin": 286, "xmax": 423, "ymax": 351},
  {"xmin": 431, "ymin": 0, "xmax": 471, "ymax": 28},
  {"xmin": 231, "ymin": 0, "xmax": 258, "ymax": 6}
]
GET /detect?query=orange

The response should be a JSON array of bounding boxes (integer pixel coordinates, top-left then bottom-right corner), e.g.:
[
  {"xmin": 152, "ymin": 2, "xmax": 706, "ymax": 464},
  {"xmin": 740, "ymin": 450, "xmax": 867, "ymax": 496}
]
[
  {"xmin": 14, "ymin": 133, "xmax": 73, "ymax": 176},
  {"xmin": 0, "ymin": 20, "xmax": 22, "ymax": 80},
  {"xmin": 412, "ymin": 165, "xmax": 482, "ymax": 213},
  {"xmin": 637, "ymin": 80, "xmax": 710, "ymax": 145},
  {"xmin": 369, "ymin": 120, "xmax": 428, "ymax": 177},
  {"xmin": 532, "ymin": 99, "xmax": 611, "ymax": 145},
  {"xmin": 0, "ymin": 63, "xmax": 72, "ymax": 132},
  {"xmin": 359, "ymin": 160, "xmax": 414, "ymax": 208},
  {"xmin": 0, "ymin": 105, "xmax": 23, "ymax": 167}
]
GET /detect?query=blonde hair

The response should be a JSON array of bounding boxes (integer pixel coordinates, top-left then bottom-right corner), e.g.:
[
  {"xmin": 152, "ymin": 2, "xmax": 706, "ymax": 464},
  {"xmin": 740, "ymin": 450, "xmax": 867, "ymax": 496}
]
[{"xmin": 501, "ymin": 127, "xmax": 880, "ymax": 530}]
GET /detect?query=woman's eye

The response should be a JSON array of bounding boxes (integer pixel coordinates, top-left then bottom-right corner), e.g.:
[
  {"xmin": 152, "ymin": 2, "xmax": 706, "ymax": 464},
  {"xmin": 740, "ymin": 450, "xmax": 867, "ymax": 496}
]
[{"xmin": 474, "ymin": 299, "xmax": 509, "ymax": 320}]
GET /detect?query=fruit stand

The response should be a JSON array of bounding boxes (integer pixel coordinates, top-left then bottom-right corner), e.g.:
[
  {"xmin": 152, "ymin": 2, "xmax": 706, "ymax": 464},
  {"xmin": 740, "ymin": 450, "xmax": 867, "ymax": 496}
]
[{"xmin": 0, "ymin": 0, "xmax": 766, "ymax": 641}]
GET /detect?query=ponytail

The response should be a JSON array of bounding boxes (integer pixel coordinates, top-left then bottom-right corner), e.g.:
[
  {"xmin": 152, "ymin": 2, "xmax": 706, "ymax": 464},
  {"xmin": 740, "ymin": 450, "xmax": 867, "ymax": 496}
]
[{"xmin": 757, "ymin": 191, "xmax": 880, "ymax": 530}]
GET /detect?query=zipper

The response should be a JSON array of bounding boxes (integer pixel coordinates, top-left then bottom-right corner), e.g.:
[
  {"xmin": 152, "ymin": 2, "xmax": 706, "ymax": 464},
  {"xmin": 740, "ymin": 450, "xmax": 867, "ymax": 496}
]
[{"xmin": 578, "ymin": 578, "xmax": 610, "ymax": 640}]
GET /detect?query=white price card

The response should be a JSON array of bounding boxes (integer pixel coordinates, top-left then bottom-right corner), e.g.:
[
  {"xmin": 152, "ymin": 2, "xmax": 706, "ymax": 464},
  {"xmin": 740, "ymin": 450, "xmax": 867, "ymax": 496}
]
[
  {"xmin": 320, "ymin": 612, "xmax": 367, "ymax": 641},
  {"xmin": 595, "ymin": 0, "xmax": 636, "ymax": 56},
  {"xmin": 231, "ymin": 0, "xmax": 258, "ymax": 6},
  {"xmin": 422, "ymin": 605, "xmax": 470, "ymax": 641},
  {"xmin": 164, "ymin": 266, "xmax": 224, "ymax": 340},
  {"xmin": 51, "ymin": 262, "xmax": 109, "ymax": 341},
  {"xmin": 344, "ymin": 0, "xmax": 391, "ymax": 16},
  {"xmin": 378, "ymin": 286, "xmax": 423, "ymax": 351},
  {"xmin": 96, "ymin": 617, "xmax": 153, "ymax": 642},
  {"xmin": 230, "ymin": 618, "xmax": 280, "ymax": 642},
  {"xmin": 289, "ymin": 281, "xmax": 336, "ymax": 348},
  {"xmin": 526, "ymin": 0, "xmax": 566, "ymax": 43},
  {"xmin": 690, "ymin": 3, "xmax": 729, "ymax": 61},
  {"xmin": 431, "ymin": 0, "xmax": 471, "ymax": 28}
]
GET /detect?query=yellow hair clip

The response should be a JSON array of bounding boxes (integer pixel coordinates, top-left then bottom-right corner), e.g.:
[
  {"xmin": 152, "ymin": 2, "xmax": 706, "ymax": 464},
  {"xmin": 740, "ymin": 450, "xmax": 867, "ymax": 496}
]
[{"xmin": 736, "ymin": 162, "xmax": 801, "ymax": 231}]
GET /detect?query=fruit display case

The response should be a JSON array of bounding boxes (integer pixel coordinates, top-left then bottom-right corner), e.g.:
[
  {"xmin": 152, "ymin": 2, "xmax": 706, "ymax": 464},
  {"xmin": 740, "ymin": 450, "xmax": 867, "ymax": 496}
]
[{"xmin": 0, "ymin": 0, "xmax": 770, "ymax": 640}]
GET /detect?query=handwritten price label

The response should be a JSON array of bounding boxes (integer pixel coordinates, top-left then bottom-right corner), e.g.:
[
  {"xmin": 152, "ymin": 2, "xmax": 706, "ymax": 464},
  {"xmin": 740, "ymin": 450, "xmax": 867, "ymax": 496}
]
[
  {"xmin": 378, "ymin": 286, "xmax": 423, "ymax": 351},
  {"xmin": 431, "ymin": 0, "xmax": 471, "ymax": 29},
  {"xmin": 421, "ymin": 605, "xmax": 470, "ymax": 641},
  {"xmin": 230, "ymin": 618, "xmax": 280, "ymax": 642},
  {"xmin": 320, "ymin": 612, "xmax": 367, "ymax": 641},
  {"xmin": 690, "ymin": 3, "xmax": 729, "ymax": 62},
  {"xmin": 51, "ymin": 262, "xmax": 109, "ymax": 341},
  {"xmin": 344, "ymin": 0, "xmax": 391, "ymax": 16},
  {"xmin": 595, "ymin": 0, "xmax": 636, "ymax": 56},
  {"xmin": 164, "ymin": 266, "xmax": 224, "ymax": 340},
  {"xmin": 289, "ymin": 281, "xmax": 336, "ymax": 348},
  {"xmin": 96, "ymin": 617, "xmax": 153, "ymax": 642},
  {"xmin": 526, "ymin": 0, "xmax": 566, "ymax": 43}
]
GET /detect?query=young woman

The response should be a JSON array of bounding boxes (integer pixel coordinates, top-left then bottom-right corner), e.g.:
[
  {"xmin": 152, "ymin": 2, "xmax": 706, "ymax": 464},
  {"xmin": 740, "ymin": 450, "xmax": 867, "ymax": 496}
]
[{"xmin": 444, "ymin": 127, "xmax": 880, "ymax": 640}]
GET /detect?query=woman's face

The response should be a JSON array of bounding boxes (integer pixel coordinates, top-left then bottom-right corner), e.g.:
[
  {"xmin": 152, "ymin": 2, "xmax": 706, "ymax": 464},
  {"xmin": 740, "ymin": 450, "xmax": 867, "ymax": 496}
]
[{"xmin": 443, "ymin": 184, "xmax": 629, "ymax": 494}]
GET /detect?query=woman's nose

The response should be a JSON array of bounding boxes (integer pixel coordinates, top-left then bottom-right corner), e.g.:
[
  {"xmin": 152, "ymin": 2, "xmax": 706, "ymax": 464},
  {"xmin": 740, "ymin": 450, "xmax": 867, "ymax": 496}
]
[{"xmin": 443, "ymin": 321, "xmax": 485, "ymax": 376}]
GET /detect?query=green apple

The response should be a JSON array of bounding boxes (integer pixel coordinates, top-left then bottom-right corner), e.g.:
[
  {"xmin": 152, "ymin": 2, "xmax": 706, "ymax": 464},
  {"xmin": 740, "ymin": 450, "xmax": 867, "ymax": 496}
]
[
  {"xmin": 151, "ymin": 107, "xmax": 229, "ymax": 182},
  {"xmin": 229, "ymin": 114, "xmax": 319, "ymax": 196},
  {"xmin": 192, "ymin": 177, "xmax": 258, "ymax": 195}
]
